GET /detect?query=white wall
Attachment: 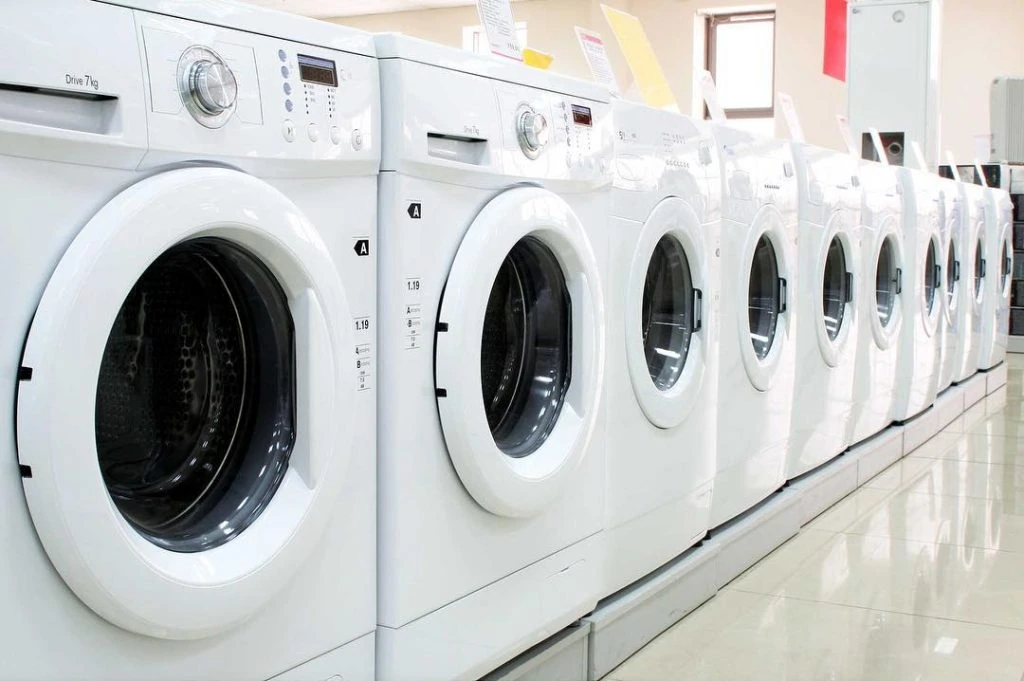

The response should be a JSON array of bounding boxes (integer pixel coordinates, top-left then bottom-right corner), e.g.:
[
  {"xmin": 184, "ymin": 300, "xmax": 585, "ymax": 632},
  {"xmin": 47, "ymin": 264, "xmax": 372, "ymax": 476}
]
[{"xmin": 332, "ymin": 0, "xmax": 1024, "ymax": 160}]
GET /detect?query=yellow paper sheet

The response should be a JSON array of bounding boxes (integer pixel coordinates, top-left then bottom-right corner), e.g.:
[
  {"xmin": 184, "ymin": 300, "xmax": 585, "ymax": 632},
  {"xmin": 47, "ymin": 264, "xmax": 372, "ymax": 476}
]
[
  {"xmin": 522, "ymin": 48, "xmax": 554, "ymax": 70},
  {"xmin": 601, "ymin": 5, "xmax": 677, "ymax": 111}
]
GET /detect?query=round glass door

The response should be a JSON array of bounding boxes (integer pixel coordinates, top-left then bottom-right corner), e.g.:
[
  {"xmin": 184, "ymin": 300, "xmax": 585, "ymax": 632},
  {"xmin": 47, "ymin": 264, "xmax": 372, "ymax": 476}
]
[
  {"xmin": 480, "ymin": 236, "xmax": 571, "ymax": 459},
  {"xmin": 748, "ymin": 235, "xmax": 780, "ymax": 360},
  {"xmin": 641, "ymin": 235, "xmax": 694, "ymax": 391},
  {"xmin": 974, "ymin": 236, "xmax": 986, "ymax": 303},
  {"xmin": 946, "ymin": 242, "xmax": 958, "ymax": 310},
  {"xmin": 875, "ymin": 235, "xmax": 899, "ymax": 328},
  {"xmin": 822, "ymin": 237, "xmax": 848, "ymax": 341},
  {"xmin": 1001, "ymin": 239, "xmax": 1012, "ymax": 290},
  {"xmin": 96, "ymin": 238, "xmax": 295, "ymax": 553},
  {"xmin": 924, "ymin": 238, "xmax": 938, "ymax": 315}
]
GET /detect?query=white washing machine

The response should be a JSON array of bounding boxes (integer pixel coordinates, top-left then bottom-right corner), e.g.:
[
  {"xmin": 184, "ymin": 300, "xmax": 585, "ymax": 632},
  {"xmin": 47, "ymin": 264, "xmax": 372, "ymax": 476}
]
[
  {"xmin": 954, "ymin": 181, "xmax": 986, "ymax": 383},
  {"xmin": 978, "ymin": 184, "xmax": 1013, "ymax": 371},
  {"xmin": 601, "ymin": 101, "xmax": 719, "ymax": 596},
  {"xmin": 373, "ymin": 35, "xmax": 611, "ymax": 680},
  {"xmin": 892, "ymin": 167, "xmax": 943, "ymax": 422},
  {"xmin": 0, "ymin": 2, "xmax": 378, "ymax": 680},
  {"xmin": 709, "ymin": 125, "xmax": 798, "ymax": 528},
  {"xmin": 936, "ymin": 177, "xmax": 963, "ymax": 394},
  {"xmin": 785, "ymin": 143, "xmax": 861, "ymax": 479},
  {"xmin": 849, "ymin": 161, "xmax": 904, "ymax": 445}
]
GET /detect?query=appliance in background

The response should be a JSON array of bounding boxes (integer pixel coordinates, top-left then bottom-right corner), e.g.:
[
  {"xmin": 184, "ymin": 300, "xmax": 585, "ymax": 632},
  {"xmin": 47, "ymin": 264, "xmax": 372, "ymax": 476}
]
[
  {"xmin": 936, "ymin": 177, "xmax": 964, "ymax": 393},
  {"xmin": 849, "ymin": 160, "xmax": 905, "ymax": 444},
  {"xmin": 601, "ymin": 101, "xmax": 720, "ymax": 597},
  {"xmin": 785, "ymin": 143, "xmax": 861, "ymax": 479},
  {"xmin": 708, "ymin": 124, "xmax": 799, "ymax": 528},
  {"xmin": 892, "ymin": 166, "xmax": 944, "ymax": 423},
  {"xmin": 1, "ymin": 2, "xmax": 379, "ymax": 680},
  {"xmin": 846, "ymin": 0, "xmax": 942, "ymax": 167},
  {"xmin": 373, "ymin": 34, "xmax": 612, "ymax": 681},
  {"xmin": 990, "ymin": 78, "xmax": 1024, "ymax": 164},
  {"xmin": 978, "ymin": 173, "xmax": 1013, "ymax": 371}
]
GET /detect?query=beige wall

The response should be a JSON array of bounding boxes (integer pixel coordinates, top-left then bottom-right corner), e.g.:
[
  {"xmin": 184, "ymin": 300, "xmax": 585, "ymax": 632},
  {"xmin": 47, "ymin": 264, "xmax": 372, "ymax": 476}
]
[{"xmin": 333, "ymin": 0, "xmax": 1024, "ymax": 160}]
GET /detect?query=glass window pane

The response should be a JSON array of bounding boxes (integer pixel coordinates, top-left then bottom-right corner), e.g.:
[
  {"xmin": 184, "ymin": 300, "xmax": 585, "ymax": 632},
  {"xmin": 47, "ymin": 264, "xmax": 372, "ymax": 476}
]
[{"xmin": 714, "ymin": 19, "xmax": 774, "ymax": 110}]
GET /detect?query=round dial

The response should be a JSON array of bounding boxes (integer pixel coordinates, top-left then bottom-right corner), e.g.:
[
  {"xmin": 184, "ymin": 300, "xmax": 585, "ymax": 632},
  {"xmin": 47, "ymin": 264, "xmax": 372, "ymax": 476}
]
[
  {"xmin": 177, "ymin": 46, "xmax": 237, "ymax": 129},
  {"xmin": 516, "ymin": 105, "xmax": 549, "ymax": 159}
]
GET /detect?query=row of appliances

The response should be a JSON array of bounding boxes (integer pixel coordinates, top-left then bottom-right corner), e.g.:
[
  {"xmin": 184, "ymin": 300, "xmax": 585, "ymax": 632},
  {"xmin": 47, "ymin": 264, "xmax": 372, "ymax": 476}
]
[{"xmin": 0, "ymin": 1, "xmax": 1012, "ymax": 680}]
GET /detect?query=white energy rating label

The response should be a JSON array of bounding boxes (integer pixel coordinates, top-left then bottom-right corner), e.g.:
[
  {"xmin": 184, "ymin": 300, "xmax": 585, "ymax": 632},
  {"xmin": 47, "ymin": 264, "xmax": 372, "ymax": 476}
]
[
  {"xmin": 355, "ymin": 343, "xmax": 372, "ymax": 391},
  {"xmin": 403, "ymin": 276, "xmax": 423, "ymax": 350}
]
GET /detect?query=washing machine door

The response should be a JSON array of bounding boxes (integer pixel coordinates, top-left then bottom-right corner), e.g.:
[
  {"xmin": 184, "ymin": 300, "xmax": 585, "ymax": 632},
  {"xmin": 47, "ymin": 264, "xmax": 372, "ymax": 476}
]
[
  {"xmin": 625, "ymin": 197, "xmax": 708, "ymax": 429},
  {"xmin": 816, "ymin": 214, "xmax": 855, "ymax": 367},
  {"xmin": 16, "ymin": 168, "xmax": 354, "ymax": 640},
  {"xmin": 944, "ymin": 234, "xmax": 960, "ymax": 329},
  {"xmin": 738, "ymin": 205, "xmax": 792, "ymax": 391},
  {"xmin": 972, "ymin": 226, "xmax": 986, "ymax": 317},
  {"xmin": 434, "ymin": 186, "xmax": 603, "ymax": 519},
  {"xmin": 921, "ymin": 232, "xmax": 942, "ymax": 337},
  {"xmin": 869, "ymin": 216, "xmax": 904, "ymax": 349}
]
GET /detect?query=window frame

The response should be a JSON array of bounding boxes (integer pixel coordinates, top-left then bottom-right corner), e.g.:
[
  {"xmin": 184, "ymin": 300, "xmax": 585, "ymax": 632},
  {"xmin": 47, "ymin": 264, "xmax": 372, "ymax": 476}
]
[{"xmin": 704, "ymin": 10, "xmax": 777, "ymax": 120}]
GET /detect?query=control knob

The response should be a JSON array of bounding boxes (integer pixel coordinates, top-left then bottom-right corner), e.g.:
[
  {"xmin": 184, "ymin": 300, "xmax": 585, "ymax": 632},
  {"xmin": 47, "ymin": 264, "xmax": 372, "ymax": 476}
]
[
  {"xmin": 177, "ymin": 46, "xmax": 237, "ymax": 128},
  {"xmin": 516, "ymin": 104, "xmax": 549, "ymax": 159}
]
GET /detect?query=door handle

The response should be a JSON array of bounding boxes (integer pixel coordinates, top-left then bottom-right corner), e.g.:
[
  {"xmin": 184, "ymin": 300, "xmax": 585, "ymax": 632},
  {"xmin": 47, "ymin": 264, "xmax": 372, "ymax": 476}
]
[
  {"xmin": 845, "ymin": 271, "xmax": 854, "ymax": 303},
  {"xmin": 777, "ymin": 277, "xmax": 788, "ymax": 313},
  {"xmin": 692, "ymin": 288, "xmax": 703, "ymax": 333},
  {"xmin": 895, "ymin": 268, "xmax": 903, "ymax": 295},
  {"xmin": 954, "ymin": 260, "xmax": 960, "ymax": 281}
]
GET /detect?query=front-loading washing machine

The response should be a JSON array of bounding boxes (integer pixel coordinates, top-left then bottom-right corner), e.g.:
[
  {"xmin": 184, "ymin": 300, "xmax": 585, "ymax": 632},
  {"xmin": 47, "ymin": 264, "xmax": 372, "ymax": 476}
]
[
  {"xmin": 785, "ymin": 143, "xmax": 861, "ymax": 480},
  {"xmin": 373, "ymin": 34, "xmax": 611, "ymax": 681},
  {"xmin": 849, "ymin": 160, "xmax": 905, "ymax": 445},
  {"xmin": 601, "ymin": 101, "xmax": 719, "ymax": 596},
  {"xmin": 891, "ymin": 167, "xmax": 943, "ymax": 423},
  {"xmin": 708, "ymin": 124, "xmax": 798, "ymax": 528},
  {"xmin": 954, "ymin": 181, "xmax": 986, "ymax": 383},
  {"xmin": 1, "ymin": 2, "xmax": 378, "ymax": 679},
  {"xmin": 978, "ymin": 183, "xmax": 1013, "ymax": 372},
  {"xmin": 936, "ymin": 177, "xmax": 963, "ymax": 394}
]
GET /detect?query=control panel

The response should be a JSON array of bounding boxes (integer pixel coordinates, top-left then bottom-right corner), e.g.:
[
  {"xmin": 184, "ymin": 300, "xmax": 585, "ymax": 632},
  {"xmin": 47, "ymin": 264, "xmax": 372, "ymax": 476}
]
[
  {"xmin": 136, "ymin": 12, "xmax": 378, "ymax": 169},
  {"xmin": 611, "ymin": 104, "xmax": 715, "ymax": 196}
]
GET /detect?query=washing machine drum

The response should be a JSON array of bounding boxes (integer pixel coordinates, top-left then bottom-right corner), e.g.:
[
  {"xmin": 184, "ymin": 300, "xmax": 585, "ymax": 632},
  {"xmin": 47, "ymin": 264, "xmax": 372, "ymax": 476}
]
[
  {"xmin": 17, "ymin": 167, "xmax": 355, "ymax": 640},
  {"xmin": 435, "ymin": 186, "xmax": 604, "ymax": 519}
]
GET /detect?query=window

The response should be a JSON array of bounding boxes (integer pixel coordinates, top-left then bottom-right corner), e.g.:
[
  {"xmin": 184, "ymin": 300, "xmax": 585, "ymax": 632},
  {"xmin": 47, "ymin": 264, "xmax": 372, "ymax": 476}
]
[
  {"xmin": 704, "ymin": 10, "xmax": 775, "ymax": 126},
  {"xmin": 462, "ymin": 22, "xmax": 528, "ymax": 55}
]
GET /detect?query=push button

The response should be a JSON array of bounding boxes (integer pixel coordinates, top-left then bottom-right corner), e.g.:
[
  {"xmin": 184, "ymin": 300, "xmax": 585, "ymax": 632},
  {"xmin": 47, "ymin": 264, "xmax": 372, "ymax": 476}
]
[
  {"xmin": 351, "ymin": 129, "xmax": 364, "ymax": 150},
  {"xmin": 308, "ymin": 123, "xmax": 320, "ymax": 142},
  {"xmin": 330, "ymin": 125, "xmax": 342, "ymax": 145},
  {"xmin": 282, "ymin": 119, "xmax": 296, "ymax": 142}
]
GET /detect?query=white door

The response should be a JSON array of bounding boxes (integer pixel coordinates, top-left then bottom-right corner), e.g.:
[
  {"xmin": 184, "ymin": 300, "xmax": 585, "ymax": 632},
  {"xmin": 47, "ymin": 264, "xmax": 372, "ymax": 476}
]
[
  {"xmin": 738, "ymin": 205, "xmax": 792, "ymax": 391},
  {"xmin": 434, "ymin": 187, "xmax": 603, "ymax": 519},
  {"xmin": 625, "ymin": 198, "xmax": 708, "ymax": 428},
  {"xmin": 815, "ymin": 214, "xmax": 856, "ymax": 367},
  {"xmin": 17, "ymin": 167, "xmax": 354, "ymax": 640},
  {"xmin": 868, "ymin": 216, "xmax": 904, "ymax": 350}
]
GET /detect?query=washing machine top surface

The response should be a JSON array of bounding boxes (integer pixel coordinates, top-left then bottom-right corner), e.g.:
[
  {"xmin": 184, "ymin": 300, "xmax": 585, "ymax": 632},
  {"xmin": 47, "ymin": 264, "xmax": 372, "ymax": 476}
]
[
  {"xmin": 611, "ymin": 100, "xmax": 719, "ymax": 221},
  {"xmin": 374, "ymin": 32, "xmax": 607, "ymax": 102},
  {"xmin": 102, "ymin": 0, "xmax": 377, "ymax": 56}
]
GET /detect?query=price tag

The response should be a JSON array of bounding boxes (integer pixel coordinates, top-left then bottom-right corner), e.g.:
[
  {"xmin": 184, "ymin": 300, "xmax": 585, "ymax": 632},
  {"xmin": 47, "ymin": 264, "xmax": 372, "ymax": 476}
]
[
  {"xmin": 945, "ymin": 151, "xmax": 961, "ymax": 182},
  {"xmin": 836, "ymin": 115, "xmax": 858, "ymax": 157},
  {"xmin": 475, "ymin": 0, "xmax": 522, "ymax": 61},
  {"xmin": 602, "ymin": 5, "xmax": 678, "ymax": 111},
  {"xmin": 575, "ymin": 27, "xmax": 619, "ymax": 93},
  {"xmin": 868, "ymin": 127, "xmax": 888, "ymax": 165},
  {"xmin": 910, "ymin": 140, "xmax": 929, "ymax": 172},
  {"xmin": 777, "ymin": 92, "xmax": 805, "ymax": 142},
  {"xmin": 700, "ymin": 70, "xmax": 726, "ymax": 123}
]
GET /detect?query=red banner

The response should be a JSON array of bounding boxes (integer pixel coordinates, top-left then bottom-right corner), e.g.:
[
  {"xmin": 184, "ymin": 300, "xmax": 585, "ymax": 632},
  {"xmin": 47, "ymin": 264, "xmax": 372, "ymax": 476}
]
[{"xmin": 823, "ymin": 0, "xmax": 848, "ymax": 81}]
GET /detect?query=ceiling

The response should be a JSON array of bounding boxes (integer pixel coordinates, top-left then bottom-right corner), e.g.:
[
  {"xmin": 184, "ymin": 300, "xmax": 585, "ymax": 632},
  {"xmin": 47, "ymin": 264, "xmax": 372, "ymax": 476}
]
[{"xmin": 238, "ymin": 0, "xmax": 512, "ymax": 18}]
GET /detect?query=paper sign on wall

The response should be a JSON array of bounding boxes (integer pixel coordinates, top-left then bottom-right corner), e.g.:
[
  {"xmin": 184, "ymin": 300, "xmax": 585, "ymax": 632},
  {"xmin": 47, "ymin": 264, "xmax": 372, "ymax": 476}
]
[
  {"xmin": 868, "ymin": 127, "xmax": 889, "ymax": 166},
  {"xmin": 836, "ymin": 115, "xmax": 858, "ymax": 157},
  {"xmin": 945, "ymin": 151, "xmax": 961, "ymax": 181},
  {"xmin": 475, "ymin": 0, "xmax": 522, "ymax": 61},
  {"xmin": 910, "ymin": 141, "xmax": 929, "ymax": 172},
  {"xmin": 974, "ymin": 161, "xmax": 989, "ymax": 187},
  {"xmin": 700, "ymin": 71, "xmax": 726, "ymax": 123},
  {"xmin": 777, "ymin": 92, "xmax": 805, "ymax": 143},
  {"xmin": 523, "ymin": 48, "xmax": 553, "ymax": 70},
  {"xmin": 601, "ymin": 5, "xmax": 678, "ymax": 111},
  {"xmin": 574, "ymin": 27, "xmax": 619, "ymax": 93}
]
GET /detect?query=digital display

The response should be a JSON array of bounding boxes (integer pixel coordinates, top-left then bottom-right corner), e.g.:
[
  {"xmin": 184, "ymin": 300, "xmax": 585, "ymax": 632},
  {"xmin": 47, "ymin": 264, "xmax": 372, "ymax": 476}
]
[
  {"xmin": 571, "ymin": 104, "xmax": 592, "ymax": 127},
  {"xmin": 297, "ymin": 54, "xmax": 338, "ymax": 87}
]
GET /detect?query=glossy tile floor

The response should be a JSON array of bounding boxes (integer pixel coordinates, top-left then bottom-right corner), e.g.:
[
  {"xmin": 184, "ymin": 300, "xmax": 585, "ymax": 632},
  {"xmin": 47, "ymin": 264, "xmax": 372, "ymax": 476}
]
[{"xmin": 607, "ymin": 356, "xmax": 1024, "ymax": 681}]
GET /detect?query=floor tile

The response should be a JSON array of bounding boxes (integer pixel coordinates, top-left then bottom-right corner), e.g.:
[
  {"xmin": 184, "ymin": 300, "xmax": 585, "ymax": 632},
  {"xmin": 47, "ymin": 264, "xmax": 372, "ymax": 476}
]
[{"xmin": 607, "ymin": 590, "xmax": 1024, "ymax": 681}]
